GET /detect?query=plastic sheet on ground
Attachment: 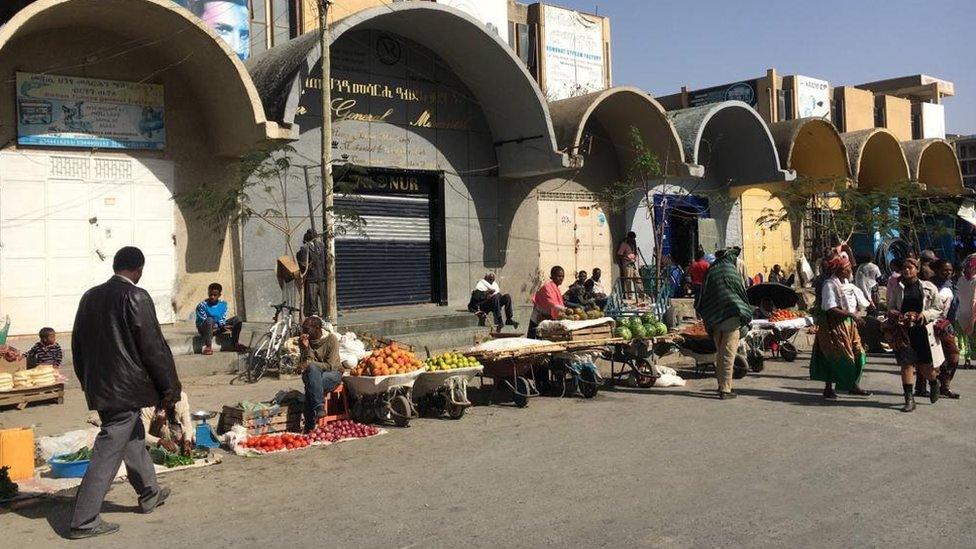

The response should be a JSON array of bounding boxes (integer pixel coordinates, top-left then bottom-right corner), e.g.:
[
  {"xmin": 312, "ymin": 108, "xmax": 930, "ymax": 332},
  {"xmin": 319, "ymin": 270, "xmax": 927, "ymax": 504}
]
[
  {"xmin": 468, "ymin": 337, "xmax": 556, "ymax": 353},
  {"xmin": 36, "ymin": 428, "xmax": 98, "ymax": 462},
  {"xmin": 537, "ymin": 317, "xmax": 615, "ymax": 332},
  {"xmin": 413, "ymin": 366, "xmax": 483, "ymax": 397},
  {"xmin": 342, "ymin": 366, "xmax": 427, "ymax": 397},
  {"xmin": 230, "ymin": 429, "xmax": 387, "ymax": 457}
]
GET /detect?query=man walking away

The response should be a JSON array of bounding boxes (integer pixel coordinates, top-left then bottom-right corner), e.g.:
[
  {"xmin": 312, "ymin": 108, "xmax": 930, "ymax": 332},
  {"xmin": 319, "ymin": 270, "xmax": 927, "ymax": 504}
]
[
  {"xmin": 697, "ymin": 247, "xmax": 752, "ymax": 399},
  {"xmin": 297, "ymin": 229, "xmax": 325, "ymax": 317},
  {"xmin": 70, "ymin": 247, "xmax": 182, "ymax": 539}
]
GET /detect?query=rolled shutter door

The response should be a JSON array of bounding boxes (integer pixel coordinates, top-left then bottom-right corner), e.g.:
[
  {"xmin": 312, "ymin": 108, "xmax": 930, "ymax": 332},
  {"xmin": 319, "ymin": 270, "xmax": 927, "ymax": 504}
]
[{"xmin": 335, "ymin": 194, "xmax": 432, "ymax": 308}]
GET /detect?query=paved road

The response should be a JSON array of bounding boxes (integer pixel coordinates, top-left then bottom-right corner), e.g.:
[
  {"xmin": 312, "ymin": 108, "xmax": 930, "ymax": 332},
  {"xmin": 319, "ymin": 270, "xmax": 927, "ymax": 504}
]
[{"xmin": 2, "ymin": 354, "xmax": 975, "ymax": 548}]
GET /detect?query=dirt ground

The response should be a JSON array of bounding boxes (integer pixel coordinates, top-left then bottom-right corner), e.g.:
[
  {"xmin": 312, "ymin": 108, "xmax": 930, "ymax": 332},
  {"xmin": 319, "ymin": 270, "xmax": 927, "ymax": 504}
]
[{"xmin": 2, "ymin": 354, "xmax": 975, "ymax": 548}]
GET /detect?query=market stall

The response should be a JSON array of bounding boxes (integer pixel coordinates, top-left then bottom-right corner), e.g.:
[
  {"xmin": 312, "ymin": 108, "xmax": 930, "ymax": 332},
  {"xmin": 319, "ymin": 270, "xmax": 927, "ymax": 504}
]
[
  {"xmin": 466, "ymin": 338, "xmax": 567, "ymax": 407},
  {"xmin": 413, "ymin": 352, "xmax": 483, "ymax": 419}
]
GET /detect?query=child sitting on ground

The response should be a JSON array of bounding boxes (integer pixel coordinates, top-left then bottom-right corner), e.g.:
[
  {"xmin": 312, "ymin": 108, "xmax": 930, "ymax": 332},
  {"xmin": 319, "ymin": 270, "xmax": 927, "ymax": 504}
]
[{"xmin": 24, "ymin": 327, "xmax": 63, "ymax": 368}]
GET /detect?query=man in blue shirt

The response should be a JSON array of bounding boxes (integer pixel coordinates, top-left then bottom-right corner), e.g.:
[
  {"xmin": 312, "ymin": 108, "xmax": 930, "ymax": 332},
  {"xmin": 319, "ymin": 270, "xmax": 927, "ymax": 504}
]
[{"xmin": 196, "ymin": 283, "xmax": 244, "ymax": 355}]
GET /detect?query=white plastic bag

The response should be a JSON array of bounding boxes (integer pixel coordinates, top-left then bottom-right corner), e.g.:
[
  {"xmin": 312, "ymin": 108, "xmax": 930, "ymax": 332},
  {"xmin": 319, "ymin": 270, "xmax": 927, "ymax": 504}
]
[
  {"xmin": 339, "ymin": 332, "xmax": 368, "ymax": 368},
  {"xmin": 799, "ymin": 255, "xmax": 815, "ymax": 286},
  {"xmin": 223, "ymin": 424, "xmax": 249, "ymax": 453},
  {"xmin": 654, "ymin": 373, "xmax": 686, "ymax": 387},
  {"xmin": 37, "ymin": 428, "xmax": 98, "ymax": 461}
]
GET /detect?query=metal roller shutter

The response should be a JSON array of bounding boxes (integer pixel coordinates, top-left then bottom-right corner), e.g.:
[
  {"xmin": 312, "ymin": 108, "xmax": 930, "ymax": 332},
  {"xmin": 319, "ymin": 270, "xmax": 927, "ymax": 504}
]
[{"xmin": 335, "ymin": 194, "xmax": 433, "ymax": 309}]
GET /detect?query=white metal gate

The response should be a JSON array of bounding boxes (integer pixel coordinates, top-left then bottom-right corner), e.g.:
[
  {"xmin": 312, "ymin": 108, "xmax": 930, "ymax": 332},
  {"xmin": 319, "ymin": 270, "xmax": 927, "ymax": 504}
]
[
  {"xmin": 0, "ymin": 151, "xmax": 175, "ymax": 334},
  {"xmin": 538, "ymin": 193, "xmax": 612, "ymax": 282}
]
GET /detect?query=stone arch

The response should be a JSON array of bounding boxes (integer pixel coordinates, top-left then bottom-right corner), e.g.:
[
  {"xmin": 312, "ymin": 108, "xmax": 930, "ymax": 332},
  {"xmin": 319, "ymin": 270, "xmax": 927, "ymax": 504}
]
[
  {"xmin": 769, "ymin": 118, "xmax": 850, "ymax": 192},
  {"xmin": 0, "ymin": 0, "xmax": 285, "ymax": 156},
  {"xmin": 549, "ymin": 86, "xmax": 697, "ymax": 177},
  {"xmin": 247, "ymin": 2, "xmax": 567, "ymax": 177},
  {"xmin": 902, "ymin": 139, "xmax": 964, "ymax": 196},
  {"xmin": 841, "ymin": 128, "xmax": 911, "ymax": 191},
  {"xmin": 667, "ymin": 101, "xmax": 794, "ymax": 189}
]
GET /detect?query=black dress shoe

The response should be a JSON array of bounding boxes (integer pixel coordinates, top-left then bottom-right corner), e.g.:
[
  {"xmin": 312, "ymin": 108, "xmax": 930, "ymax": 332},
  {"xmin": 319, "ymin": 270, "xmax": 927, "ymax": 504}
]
[
  {"xmin": 69, "ymin": 522, "xmax": 120, "ymax": 539},
  {"xmin": 940, "ymin": 389, "xmax": 961, "ymax": 399},
  {"xmin": 718, "ymin": 391, "xmax": 737, "ymax": 400}
]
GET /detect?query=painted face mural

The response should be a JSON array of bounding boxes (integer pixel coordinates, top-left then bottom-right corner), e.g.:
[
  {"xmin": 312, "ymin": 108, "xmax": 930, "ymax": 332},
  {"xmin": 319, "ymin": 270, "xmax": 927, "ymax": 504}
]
[{"xmin": 174, "ymin": 0, "xmax": 250, "ymax": 61}]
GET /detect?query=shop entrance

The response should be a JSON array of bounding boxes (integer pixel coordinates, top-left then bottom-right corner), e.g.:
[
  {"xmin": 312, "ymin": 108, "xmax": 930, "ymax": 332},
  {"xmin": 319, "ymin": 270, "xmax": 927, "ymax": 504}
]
[
  {"xmin": 0, "ymin": 151, "xmax": 176, "ymax": 334},
  {"xmin": 654, "ymin": 194, "xmax": 710, "ymax": 268},
  {"xmin": 537, "ymin": 194, "xmax": 613, "ymax": 282},
  {"xmin": 335, "ymin": 168, "xmax": 446, "ymax": 309}
]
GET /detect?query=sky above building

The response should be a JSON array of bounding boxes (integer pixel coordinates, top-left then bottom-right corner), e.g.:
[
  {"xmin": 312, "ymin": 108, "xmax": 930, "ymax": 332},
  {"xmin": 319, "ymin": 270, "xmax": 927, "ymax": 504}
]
[{"xmin": 556, "ymin": 0, "xmax": 975, "ymax": 135}]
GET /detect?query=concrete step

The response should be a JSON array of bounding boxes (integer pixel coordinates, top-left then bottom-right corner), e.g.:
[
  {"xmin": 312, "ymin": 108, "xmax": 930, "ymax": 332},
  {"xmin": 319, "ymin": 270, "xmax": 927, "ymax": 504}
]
[{"xmin": 338, "ymin": 312, "xmax": 482, "ymax": 338}]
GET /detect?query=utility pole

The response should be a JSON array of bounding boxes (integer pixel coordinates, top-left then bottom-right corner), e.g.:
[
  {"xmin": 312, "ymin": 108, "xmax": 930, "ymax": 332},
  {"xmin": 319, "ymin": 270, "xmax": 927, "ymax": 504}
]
[{"xmin": 318, "ymin": 0, "xmax": 337, "ymax": 324}]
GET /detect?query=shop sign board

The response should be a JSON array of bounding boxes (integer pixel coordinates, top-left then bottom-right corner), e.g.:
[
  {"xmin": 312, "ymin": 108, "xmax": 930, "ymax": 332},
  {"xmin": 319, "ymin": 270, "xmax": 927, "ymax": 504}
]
[
  {"xmin": 16, "ymin": 73, "xmax": 165, "ymax": 150},
  {"xmin": 795, "ymin": 75, "xmax": 830, "ymax": 119},
  {"xmin": 688, "ymin": 80, "xmax": 759, "ymax": 108},
  {"xmin": 542, "ymin": 4, "xmax": 607, "ymax": 101},
  {"xmin": 437, "ymin": 0, "xmax": 508, "ymax": 38},
  {"xmin": 172, "ymin": 0, "xmax": 249, "ymax": 60},
  {"xmin": 920, "ymin": 102, "xmax": 946, "ymax": 139}
]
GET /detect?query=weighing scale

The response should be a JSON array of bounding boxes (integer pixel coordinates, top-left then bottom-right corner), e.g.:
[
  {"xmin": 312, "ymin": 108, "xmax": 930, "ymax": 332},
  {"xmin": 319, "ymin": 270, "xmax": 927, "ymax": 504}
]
[{"xmin": 192, "ymin": 410, "xmax": 221, "ymax": 449}]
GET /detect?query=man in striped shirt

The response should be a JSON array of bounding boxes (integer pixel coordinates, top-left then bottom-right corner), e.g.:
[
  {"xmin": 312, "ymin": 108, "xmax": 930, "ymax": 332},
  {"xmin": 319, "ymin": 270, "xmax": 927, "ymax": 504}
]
[{"xmin": 25, "ymin": 327, "xmax": 63, "ymax": 367}]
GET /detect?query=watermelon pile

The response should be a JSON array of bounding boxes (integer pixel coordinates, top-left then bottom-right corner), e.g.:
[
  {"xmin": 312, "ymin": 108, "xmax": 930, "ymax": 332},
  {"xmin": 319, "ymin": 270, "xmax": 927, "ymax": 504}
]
[{"xmin": 613, "ymin": 314, "xmax": 668, "ymax": 340}]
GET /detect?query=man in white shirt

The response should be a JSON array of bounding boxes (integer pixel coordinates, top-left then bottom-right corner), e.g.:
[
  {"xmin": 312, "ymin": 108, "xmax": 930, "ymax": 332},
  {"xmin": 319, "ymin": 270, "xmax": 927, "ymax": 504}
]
[{"xmin": 468, "ymin": 273, "xmax": 518, "ymax": 331}]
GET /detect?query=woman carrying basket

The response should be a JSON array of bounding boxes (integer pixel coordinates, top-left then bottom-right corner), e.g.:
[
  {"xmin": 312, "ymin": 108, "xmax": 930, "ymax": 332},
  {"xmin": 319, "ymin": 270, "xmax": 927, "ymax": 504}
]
[{"xmin": 809, "ymin": 248, "xmax": 871, "ymax": 400}]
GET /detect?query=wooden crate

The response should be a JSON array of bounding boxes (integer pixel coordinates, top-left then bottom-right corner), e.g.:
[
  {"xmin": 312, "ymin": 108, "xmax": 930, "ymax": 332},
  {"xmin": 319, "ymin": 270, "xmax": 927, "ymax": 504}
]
[
  {"xmin": 0, "ymin": 383, "xmax": 64, "ymax": 410},
  {"xmin": 542, "ymin": 325, "xmax": 614, "ymax": 342},
  {"xmin": 218, "ymin": 404, "xmax": 302, "ymax": 435}
]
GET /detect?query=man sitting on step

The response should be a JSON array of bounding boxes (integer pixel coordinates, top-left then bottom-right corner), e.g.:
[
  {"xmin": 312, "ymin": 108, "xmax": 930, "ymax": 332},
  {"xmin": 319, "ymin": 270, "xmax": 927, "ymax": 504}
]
[
  {"xmin": 468, "ymin": 272, "xmax": 519, "ymax": 332},
  {"xmin": 195, "ymin": 283, "xmax": 245, "ymax": 355}
]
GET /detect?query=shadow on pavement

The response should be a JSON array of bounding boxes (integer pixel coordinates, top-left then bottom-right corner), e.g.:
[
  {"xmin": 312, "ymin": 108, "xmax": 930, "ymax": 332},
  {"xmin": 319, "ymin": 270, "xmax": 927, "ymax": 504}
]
[
  {"xmin": 11, "ymin": 496, "xmax": 138, "ymax": 539},
  {"xmin": 733, "ymin": 387, "xmax": 899, "ymax": 410}
]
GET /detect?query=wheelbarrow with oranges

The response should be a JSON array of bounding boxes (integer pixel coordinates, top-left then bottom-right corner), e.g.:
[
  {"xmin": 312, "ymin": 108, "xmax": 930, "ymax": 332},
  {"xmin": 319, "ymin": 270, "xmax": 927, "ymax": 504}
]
[{"xmin": 343, "ymin": 368, "xmax": 426, "ymax": 427}]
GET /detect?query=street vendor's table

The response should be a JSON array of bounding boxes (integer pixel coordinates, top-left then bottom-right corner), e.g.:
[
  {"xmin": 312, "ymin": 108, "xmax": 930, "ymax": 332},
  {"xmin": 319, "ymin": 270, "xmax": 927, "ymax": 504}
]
[{"xmin": 0, "ymin": 383, "xmax": 63, "ymax": 410}]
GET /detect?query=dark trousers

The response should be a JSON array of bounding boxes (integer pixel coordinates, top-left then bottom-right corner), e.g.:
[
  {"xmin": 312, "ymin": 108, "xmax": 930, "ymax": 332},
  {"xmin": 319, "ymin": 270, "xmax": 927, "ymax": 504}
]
[
  {"xmin": 304, "ymin": 280, "xmax": 324, "ymax": 317},
  {"xmin": 197, "ymin": 316, "xmax": 242, "ymax": 348},
  {"xmin": 71, "ymin": 409, "xmax": 160, "ymax": 530},
  {"xmin": 302, "ymin": 363, "xmax": 343, "ymax": 430},
  {"xmin": 478, "ymin": 293, "xmax": 514, "ymax": 326}
]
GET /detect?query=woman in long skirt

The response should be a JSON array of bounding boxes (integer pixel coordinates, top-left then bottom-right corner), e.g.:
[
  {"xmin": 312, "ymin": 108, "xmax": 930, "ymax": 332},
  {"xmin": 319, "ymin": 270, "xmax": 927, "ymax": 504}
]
[{"xmin": 810, "ymin": 251, "xmax": 870, "ymax": 399}]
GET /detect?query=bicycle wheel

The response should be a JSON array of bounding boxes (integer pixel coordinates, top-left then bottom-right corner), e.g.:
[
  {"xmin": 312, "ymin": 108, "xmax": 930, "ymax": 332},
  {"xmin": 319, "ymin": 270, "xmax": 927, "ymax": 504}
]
[{"xmin": 246, "ymin": 332, "xmax": 274, "ymax": 383}]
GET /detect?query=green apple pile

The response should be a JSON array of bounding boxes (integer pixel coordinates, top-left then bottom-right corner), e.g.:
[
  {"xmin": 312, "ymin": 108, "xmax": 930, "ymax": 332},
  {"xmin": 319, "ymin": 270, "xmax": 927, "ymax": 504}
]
[{"xmin": 424, "ymin": 351, "xmax": 481, "ymax": 371}]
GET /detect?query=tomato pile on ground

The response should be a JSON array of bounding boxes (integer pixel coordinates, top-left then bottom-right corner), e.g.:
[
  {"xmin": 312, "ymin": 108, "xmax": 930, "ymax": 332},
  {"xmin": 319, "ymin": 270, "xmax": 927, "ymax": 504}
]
[
  {"xmin": 239, "ymin": 433, "xmax": 310, "ymax": 453},
  {"xmin": 351, "ymin": 343, "xmax": 424, "ymax": 376},
  {"xmin": 306, "ymin": 420, "xmax": 379, "ymax": 443},
  {"xmin": 769, "ymin": 309, "xmax": 803, "ymax": 322}
]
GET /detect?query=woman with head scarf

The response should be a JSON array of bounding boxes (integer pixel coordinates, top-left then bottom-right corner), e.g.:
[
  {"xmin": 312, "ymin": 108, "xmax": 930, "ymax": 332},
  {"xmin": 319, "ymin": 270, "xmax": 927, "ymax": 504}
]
[
  {"xmin": 884, "ymin": 258, "xmax": 948, "ymax": 412},
  {"xmin": 809, "ymin": 247, "xmax": 871, "ymax": 399},
  {"xmin": 955, "ymin": 254, "xmax": 976, "ymax": 369}
]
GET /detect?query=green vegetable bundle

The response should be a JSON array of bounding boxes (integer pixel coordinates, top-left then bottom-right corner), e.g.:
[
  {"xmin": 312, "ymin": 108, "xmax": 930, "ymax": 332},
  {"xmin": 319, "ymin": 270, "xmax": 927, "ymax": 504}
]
[{"xmin": 59, "ymin": 447, "xmax": 93, "ymax": 462}]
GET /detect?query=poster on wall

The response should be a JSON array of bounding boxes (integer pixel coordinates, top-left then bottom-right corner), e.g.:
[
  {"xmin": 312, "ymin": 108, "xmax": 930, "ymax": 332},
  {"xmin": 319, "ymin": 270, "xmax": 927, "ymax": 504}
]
[
  {"xmin": 16, "ymin": 72, "xmax": 165, "ymax": 150},
  {"xmin": 688, "ymin": 80, "xmax": 759, "ymax": 108},
  {"xmin": 794, "ymin": 75, "xmax": 830, "ymax": 119},
  {"xmin": 437, "ymin": 0, "xmax": 508, "ymax": 38},
  {"xmin": 921, "ymin": 102, "xmax": 946, "ymax": 139},
  {"xmin": 542, "ymin": 4, "xmax": 607, "ymax": 101},
  {"xmin": 172, "ymin": 0, "xmax": 250, "ymax": 60}
]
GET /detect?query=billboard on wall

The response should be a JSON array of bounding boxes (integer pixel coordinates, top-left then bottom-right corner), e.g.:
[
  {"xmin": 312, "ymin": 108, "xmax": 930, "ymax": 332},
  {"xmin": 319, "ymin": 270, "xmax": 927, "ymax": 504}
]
[
  {"xmin": 795, "ymin": 75, "xmax": 830, "ymax": 119},
  {"xmin": 921, "ymin": 102, "xmax": 946, "ymax": 139},
  {"xmin": 542, "ymin": 4, "xmax": 607, "ymax": 101},
  {"xmin": 172, "ymin": 0, "xmax": 250, "ymax": 60},
  {"xmin": 688, "ymin": 80, "xmax": 759, "ymax": 108},
  {"xmin": 16, "ymin": 72, "xmax": 165, "ymax": 150},
  {"xmin": 437, "ymin": 0, "xmax": 508, "ymax": 38}
]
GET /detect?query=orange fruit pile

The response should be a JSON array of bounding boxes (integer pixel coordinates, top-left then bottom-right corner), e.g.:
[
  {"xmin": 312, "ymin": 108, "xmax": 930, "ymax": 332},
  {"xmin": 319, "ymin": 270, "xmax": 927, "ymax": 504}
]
[
  {"xmin": 351, "ymin": 343, "xmax": 424, "ymax": 377},
  {"xmin": 769, "ymin": 309, "xmax": 802, "ymax": 322}
]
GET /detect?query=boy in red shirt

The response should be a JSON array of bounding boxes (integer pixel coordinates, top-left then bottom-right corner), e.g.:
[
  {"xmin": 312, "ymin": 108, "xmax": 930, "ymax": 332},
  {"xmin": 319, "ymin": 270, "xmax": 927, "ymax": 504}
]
[{"xmin": 688, "ymin": 249, "xmax": 711, "ymax": 312}]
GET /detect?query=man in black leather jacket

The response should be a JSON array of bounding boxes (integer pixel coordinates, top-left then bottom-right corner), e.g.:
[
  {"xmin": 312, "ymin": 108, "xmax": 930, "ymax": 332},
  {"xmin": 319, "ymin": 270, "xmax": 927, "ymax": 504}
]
[{"xmin": 69, "ymin": 246, "xmax": 182, "ymax": 539}]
